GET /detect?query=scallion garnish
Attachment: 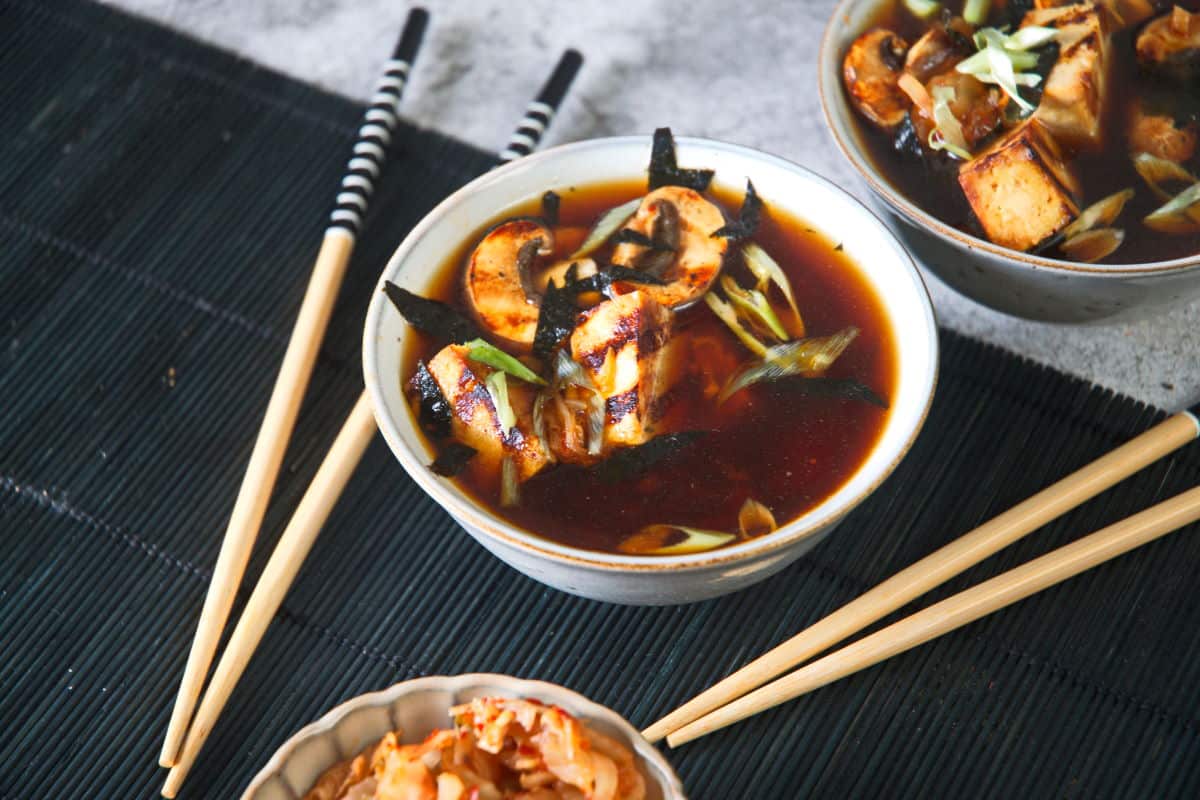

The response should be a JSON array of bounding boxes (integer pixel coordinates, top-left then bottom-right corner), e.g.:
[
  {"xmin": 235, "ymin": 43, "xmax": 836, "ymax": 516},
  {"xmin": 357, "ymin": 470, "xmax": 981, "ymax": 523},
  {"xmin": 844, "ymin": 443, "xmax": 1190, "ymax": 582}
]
[
  {"xmin": 955, "ymin": 26, "xmax": 1057, "ymax": 114},
  {"xmin": 720, "ymin": 276, "xmax": 789, "ymax": 341},
  {"xmin": 928, "ymin": 85, "xmax": 972, "ymax": 160},
  {"xmin": 703, "ymin": 292, "xmax": 768, "ymax": 357},
  {"xmin": 569, "ymin": 197, "xmax": 642, "ymax": 259},
  {"xmin": 742, "ymin": 243, "xmax": 804, "ymax": 336},
  {"xmin": 617, "ymin": 524, "xmax": 737, "ymax": 556},
  {"xmin": 484, "ymin": 371, "xmax": 516, "ymax": 436},
  {"xmin": 904, "ymin": 0, "xmax": 941, "ymax": 18},
  {"xmin": 499, "ymin": 455, "xmax": 520, "ymax": 507},
  {"xmin": 720, "ymin": 327, "xmax": 860, "ymax": 402},
  {"xmin": 962, "ymin": 0, "xmax": 991, "ymax": 25},
  {"xmin": 466, "ymin": 339, "xmax": 547, "ymax": 385}
]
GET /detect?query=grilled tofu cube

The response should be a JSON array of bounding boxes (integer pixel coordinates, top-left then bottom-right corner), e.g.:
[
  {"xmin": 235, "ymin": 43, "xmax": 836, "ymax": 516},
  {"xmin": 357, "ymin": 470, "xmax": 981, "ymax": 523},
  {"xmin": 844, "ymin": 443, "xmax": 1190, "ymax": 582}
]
[
  {"xmin": 958, "ymin": 119, "xmax": 1081, "ymax": 251},
  {"xmin": 423, "ymin": 344, "xmax": 549, "ymax": 481},
  {"xmin": 569, "ymin": 291, "xmax": 673, "ymax": 450},
  {"xmin": 1034, "ymin": 0, "xmax": 1153, "ymax": 29},
  {"xmin": 1022, "ymin": 3, "xmax": 1110, "ymax": 149}
]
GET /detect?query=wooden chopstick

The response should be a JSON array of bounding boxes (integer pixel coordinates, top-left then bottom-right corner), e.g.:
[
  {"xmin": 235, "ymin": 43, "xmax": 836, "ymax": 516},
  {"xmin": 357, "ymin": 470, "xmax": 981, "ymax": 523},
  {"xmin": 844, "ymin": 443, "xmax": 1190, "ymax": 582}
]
[
  {"xmin": 161, "ymin": 51, "xmax": 583, "ymax": 797},
  {"xmin": 667, "ymin": 483, "xmax": 1200, "ymax": 746},
  {"xmin": 158, "ymin": 9, "xmax": 430, "ymax": 770},
  {"xmin": 643, "ymin": 407, "xmax": 1200, "ymax": 743}
]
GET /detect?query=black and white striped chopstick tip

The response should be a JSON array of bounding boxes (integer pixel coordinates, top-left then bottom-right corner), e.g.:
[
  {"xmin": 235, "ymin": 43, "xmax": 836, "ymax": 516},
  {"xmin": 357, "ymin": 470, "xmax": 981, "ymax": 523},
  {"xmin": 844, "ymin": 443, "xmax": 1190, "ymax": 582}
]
[
  {"xmin": 499, "ymin": 49, "xmax": 584, "ymax": 163},
  {"xmin": 328, "ymin": 7, "xmax": 430, "ymax": 237}
]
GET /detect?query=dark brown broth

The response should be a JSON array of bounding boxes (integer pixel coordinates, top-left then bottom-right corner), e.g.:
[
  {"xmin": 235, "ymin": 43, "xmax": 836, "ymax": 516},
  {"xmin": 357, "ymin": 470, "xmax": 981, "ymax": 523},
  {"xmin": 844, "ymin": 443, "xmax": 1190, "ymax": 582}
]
[
  {"xmin": 403, "ymin": 180, "xmax": 897, "ymax": 554},
  {"xmin": 851, "ymin": 0, "xmax": 1200, "ymax": 264}
]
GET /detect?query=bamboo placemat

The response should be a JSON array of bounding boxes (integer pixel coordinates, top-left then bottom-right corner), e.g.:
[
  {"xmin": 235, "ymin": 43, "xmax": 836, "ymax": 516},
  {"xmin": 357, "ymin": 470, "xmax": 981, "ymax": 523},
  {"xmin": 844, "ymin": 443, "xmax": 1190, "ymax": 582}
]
[{"xmin": 2, "ymin": 1, "xmax": 1199, "ymax": 797}]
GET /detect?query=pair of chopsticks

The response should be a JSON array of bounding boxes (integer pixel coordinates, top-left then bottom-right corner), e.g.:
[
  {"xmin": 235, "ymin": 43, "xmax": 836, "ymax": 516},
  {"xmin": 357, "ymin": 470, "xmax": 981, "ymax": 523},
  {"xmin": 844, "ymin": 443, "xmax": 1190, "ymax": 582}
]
[
  {"xmin": 158, "ymin": 8, "xmax": 583, "ymax": 794},
  {"xmin": 645, "ymin": 406, "xmax": 1200, "ymax": 746}
]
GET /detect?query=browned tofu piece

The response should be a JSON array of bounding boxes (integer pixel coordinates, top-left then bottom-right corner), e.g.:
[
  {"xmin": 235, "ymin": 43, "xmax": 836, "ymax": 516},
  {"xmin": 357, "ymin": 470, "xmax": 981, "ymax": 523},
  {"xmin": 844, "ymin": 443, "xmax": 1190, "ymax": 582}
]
[
  {"xmin": 569, "ymin": 291, "xmax": 673, "ymax": 450},
  {"xmin": 1034, "ymin": 0, "xmax": 1153, "ymax": 28},
  {"xmin": 424, "ymin": 344, "xmax": 549, "ymax": 481},
  {"xmin": 958, "ymin": 119, "xmax": 1081, "ymax": 252},
  {"xmin": 842, "ymin": 29, "xmax": 910, "ymax": 130},
  {"xmin": 1022, "ymin": 3, "xmax": 1110, "ymax": 149}
]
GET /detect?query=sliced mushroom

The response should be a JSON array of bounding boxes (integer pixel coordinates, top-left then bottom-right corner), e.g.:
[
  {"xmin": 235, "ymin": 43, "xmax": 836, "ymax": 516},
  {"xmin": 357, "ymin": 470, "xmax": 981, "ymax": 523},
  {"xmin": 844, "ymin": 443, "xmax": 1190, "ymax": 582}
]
[
  {"xmin": 903, "ymin": 18, "xmax": 973, "ymax": 83},
  {"xmin": 609, "ymin": 186, "xmax": 727, "ymax": 308},
  {"xmin": 464, "ymin": 218, "xmax": 553, "ymax": 350},
  {"xmin": 1136, "ymin": 6, "xmax": 1200, "ymax": 81},
  {"xmin": 843, "ymin": 29, "xmax": 911, "ymax": 129}
]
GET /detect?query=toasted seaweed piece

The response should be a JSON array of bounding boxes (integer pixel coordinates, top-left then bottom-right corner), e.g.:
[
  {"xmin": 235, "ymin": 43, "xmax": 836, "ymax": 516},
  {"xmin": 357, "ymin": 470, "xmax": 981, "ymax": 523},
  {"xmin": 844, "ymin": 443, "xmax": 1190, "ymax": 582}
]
[
  {"xmin": 648, "ymin": 127, "xmax": 714, "ymax": 191},
  {"xmin": 712, "ymin": 180, "xmax": 763, "ymax": 241},
  {"xmin": 533, "ymin": 263, "xmax": 582, "ymax": 359},
  {"xmin": 408, "ymin": 360, "xmax": 452, "ymax": 438},
  {"xmin": 591, "ymin": 430, "xmax": 707, "ymax": 484},
  {"xmin": 541, "ymin": 190, "xmax": 561, "ymax": 227},
  {"xmin": 429, "ymin": 442, "xmax": 477, "ymax": 477},
  {"xmin": 775, "ymin": 376, "xmax": 889, "ymax": 409},
  {"xmin": 384, "ymin": 281, "xmax": 481, "ymax": 343}
]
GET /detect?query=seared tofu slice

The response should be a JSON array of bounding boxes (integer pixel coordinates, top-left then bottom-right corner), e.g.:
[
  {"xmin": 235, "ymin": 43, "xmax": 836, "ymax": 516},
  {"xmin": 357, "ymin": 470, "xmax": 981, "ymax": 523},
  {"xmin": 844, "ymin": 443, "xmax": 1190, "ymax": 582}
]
[
  {"xmin": 1034, "ymin": 0, "xmax": 1154, "ymax": 28},
  {"xmin": 569, "ymin": 291, "xmax": 673, "ymax": 450},
  {"xmin": 1022, "ymin": 3, "xmax": 1111, "ymax": 149},
  {"xmin": 422, "ymin": 344, "xmax": 549, "ymax": 481},
  {"xmin": 958, "ymin": 119, "xmax": 1081, "ymax": 252}
]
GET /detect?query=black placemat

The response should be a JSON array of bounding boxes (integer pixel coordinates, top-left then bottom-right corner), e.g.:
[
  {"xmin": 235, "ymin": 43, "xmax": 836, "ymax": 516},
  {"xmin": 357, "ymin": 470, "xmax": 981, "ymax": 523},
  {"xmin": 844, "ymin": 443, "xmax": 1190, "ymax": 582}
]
[{"xmin": 3, "ymin": 2, "xmax": 1199, "ymax": 797}]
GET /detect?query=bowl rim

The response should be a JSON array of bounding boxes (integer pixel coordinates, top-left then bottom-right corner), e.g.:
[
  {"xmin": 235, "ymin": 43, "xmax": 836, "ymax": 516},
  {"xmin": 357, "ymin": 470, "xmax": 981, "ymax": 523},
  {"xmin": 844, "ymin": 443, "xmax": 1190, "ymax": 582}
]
[
  {"xmin": 362, "ymin": 134, "xmax": 938, "ymax": 574},
  {"xmin": 817, "ymin": 0, "xmax": 1200, "ymax": 278},
  {"xmin": 241, "ymin": 673, "xmax": 687, "ymax": 799}
]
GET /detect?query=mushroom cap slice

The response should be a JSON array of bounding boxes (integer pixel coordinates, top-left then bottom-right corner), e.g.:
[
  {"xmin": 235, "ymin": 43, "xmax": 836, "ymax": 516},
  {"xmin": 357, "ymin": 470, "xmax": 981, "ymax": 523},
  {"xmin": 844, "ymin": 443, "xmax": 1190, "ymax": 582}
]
[
  {"xmin": 464, "ymin": 217, "xmax": 554, "ymax": 350},
  {"xmin": 843, "ymin": 28, "xmax": 910, "ymax": 129},
  {"xmin": 610, "ymin": 186, "xmax": 728, "ymax": 308}
]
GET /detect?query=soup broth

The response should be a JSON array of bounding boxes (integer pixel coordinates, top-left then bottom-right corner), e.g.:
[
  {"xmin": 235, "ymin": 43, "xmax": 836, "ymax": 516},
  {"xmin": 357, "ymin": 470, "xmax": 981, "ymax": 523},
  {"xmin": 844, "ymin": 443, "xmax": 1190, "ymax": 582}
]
[
  {"xmin": 847, "ymin": 0, "xmax": 1200, "ymax": 264},
  {"xmin": 401, "ymin": 179, "xmax": 897, "ymax": 555}
]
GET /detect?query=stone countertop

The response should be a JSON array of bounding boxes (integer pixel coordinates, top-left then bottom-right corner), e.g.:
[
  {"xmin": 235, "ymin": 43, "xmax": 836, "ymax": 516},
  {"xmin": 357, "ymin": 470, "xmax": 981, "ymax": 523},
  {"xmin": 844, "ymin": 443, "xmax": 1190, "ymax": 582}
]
[{"xmin": 103, "ymin": 0, "xmax": 1198, "ymax": 409}]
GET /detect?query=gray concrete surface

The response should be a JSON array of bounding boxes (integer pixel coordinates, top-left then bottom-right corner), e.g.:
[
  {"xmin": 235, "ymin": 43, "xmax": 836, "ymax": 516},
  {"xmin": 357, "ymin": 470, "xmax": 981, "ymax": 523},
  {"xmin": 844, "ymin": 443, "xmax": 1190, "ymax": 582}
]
[{"xmin": 102, "ymin": 0, "xmax": 1198, "ymax": 409}]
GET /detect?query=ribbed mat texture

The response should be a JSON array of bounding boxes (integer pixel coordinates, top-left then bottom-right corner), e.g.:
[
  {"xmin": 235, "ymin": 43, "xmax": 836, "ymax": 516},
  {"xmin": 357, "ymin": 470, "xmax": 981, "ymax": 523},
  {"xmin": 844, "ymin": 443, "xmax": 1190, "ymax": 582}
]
[{"xmin": 2, "ymin": 1, "xmax": 1199, "ymax": 797}]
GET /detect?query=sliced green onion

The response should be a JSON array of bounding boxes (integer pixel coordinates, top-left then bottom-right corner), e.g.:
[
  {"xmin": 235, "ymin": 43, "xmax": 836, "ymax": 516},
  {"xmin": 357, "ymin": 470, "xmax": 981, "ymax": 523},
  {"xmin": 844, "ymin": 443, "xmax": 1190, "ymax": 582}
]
[
  {"xmin": 963, "ymin": 0, "xmax": 991, "ymax": 26},
  {"xmin": 1004, "ymin": 25, "xmax": 1059, "ymax": 51},
  {"xmin": 738, "ymin": 498, "xmax": 777, "ymax": 539},
  {"xmin": 986, "ymin": 40, "xmax": 1033, "ymax": 112},
  {"xmin": 484, "ymin": 371, "xmax": 516, "ymax": 436},
  {"xmin": 552, "ymin": 348, "xmax": 593, "ymax": 388},
  {"xmin": 742, "ymin": 243, "xmax": 804, "ymax": 335},
  {"xmin": 1133, "ymin": 152, "xmax": 1197, "ymax": 202},
  {"xmin": 1144, "ymin": 182, "xmax": 1200, "ymax": 234},
  {"xmin": 1060, "ymin": 227, "xmax": 1125, "ymax": 262},
  {"xmin": 618, "ymin": 524, "xmax": 737, "ymax": 556},
  {"xmin": 720, "ymin": 327, "xmax": 860, "ymax": 402},
  {"xmin": 1062, "ymin": 189, "xmax": 1134, "ymax": 239},
  {"xmin": 703, "ymin": 292, "xmax": 768, "ymax": 357},
  {"xmin": 929, "ymin": 85, "xmax": 972, "ymax": 160},
  {"xmin": 585, "ymin": 391, "xmax": 606, "ymax": 456},
  {"xmin": 904, "ymin": 0, "xmax": 942, "ymax": 18},
  {"xmin": 466, "ymin": 339, "xmax": 547, "ymax": 385},
  {"xmin": 720, "ymin": 276, "xmax": 788, "ymax": 341},
  {"xmin": 569, "ymin": 197, "xmax": 642, "ymax": 259},
  {"xmin": 500, "ymin": 455, "xmax": 520, "ymax": 507}
]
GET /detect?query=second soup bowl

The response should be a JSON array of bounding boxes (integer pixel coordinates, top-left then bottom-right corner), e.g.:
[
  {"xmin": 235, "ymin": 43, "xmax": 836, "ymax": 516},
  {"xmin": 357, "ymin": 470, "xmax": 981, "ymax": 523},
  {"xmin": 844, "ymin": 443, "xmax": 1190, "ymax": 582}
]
[{"xmin": 363, "ymin": 135, "xmax": 938, "ymax": 605}]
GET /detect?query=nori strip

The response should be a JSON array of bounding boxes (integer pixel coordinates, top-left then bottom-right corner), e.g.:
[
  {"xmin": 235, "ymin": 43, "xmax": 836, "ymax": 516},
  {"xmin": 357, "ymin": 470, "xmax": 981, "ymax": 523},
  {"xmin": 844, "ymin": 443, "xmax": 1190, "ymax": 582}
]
[
  {"xmin": 408, "ymin": 360, "xmax": 452, "ymax": 438},
  {"xmin": 429, "ymin": 442, "xmax": 477, "ymax": 477},
  {"xmin": 775, "ymin": 376, "xmax": 888, "ymax": 409},
  {"xmin": 597, "ymin": 265, "xmax": 667, "ymax": 286},
  {"xmin": 648, "ymin": 127, "xmax": 714, "ymax": 191},
  {"xmin": 712, "ymin": 180, "xmax": 763, "ymax": 241},
  {"xmin": 533, "ymin": 263, "xmax": 582, "ymax": 359},
  {"xmin": 591, "ymin": 431, "xmax": 707, "ymax": 483},
  {"xmin": 384, "ymin": 281, "xmax": 481, "ymax": 343},
  {"xmin": 541, "ymin": 190, "xmax": 561, "ymax": 227}
]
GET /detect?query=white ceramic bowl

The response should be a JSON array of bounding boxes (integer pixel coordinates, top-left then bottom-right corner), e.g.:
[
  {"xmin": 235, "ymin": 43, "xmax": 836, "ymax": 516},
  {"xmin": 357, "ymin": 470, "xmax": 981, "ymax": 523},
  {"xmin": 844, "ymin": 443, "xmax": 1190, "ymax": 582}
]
[
  {"xmin": 819, "ymin": 0, "xmax": 1200, "ymax": 324},
  {"xmin": 363, "ymin": 135, "xmax": 938, "ymax": 605},
  {"xmin": 243, "ymin": 674, "xmax": 685, "ymax": 800}
]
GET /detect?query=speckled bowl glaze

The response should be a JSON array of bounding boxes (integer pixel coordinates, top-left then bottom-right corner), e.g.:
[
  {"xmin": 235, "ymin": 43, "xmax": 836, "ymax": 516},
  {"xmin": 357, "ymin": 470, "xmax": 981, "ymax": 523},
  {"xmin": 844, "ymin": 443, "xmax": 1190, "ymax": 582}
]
[
  {"xmin": 242, "ymin": 674, "xmax": 686, "ymax": 800},
  {"xmin": 819, "ymin": 0, "xmax": 1200, "ymax": 324},
  {"xmin": 363, "ymin": 135, "xmax": 937, "ymax": 605}
]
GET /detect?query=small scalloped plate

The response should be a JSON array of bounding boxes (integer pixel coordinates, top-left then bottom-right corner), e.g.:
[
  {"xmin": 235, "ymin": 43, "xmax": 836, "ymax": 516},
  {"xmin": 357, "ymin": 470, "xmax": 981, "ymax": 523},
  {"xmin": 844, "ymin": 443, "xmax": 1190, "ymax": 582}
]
[{"xmin": 243, "ymin": 673, "xmax": 687, "ymax": 800}]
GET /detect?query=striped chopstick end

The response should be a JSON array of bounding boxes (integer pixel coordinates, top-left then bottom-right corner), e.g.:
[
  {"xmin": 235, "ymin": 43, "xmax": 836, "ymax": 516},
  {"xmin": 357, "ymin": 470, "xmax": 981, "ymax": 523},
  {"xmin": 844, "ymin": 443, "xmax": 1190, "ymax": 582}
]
[
  {"xmin": 328, "ymin": 7, "xmax": 429, "ymax": 237},
  {"xmin": 499, "ymin": 49, "xmax": 583, "ymax": 163}
]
